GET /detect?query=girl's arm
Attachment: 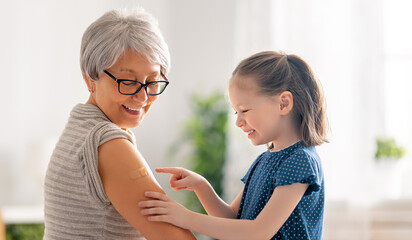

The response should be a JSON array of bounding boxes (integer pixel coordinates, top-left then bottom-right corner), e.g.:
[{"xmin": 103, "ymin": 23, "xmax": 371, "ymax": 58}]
[
  {"xmin": 98, "ymin": 139, "xmax": 196, "ymax": 240},
  {"xmin": 140, "ymin": 182, "xmax": 308, "ymax": 240},
  {"xmin": 194, "ymin": 180, "xmax": 243, "ymax": 218},
  {"xmin": 156, "ymin": 167, "xmax": 241, "ymax": 218}
]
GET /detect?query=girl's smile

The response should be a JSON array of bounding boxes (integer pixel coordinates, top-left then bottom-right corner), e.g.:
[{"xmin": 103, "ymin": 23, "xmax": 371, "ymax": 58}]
[
  {"xmin": 229, "ymin": 76, "xmax": 283, "ymax": 146},
  {"xmin": 229, "ymin": 74, "xmax": 301, "ymax": 151},
  {"xmin": 245, "ymin": 129, "xmax": 256, "ymax": 138}
]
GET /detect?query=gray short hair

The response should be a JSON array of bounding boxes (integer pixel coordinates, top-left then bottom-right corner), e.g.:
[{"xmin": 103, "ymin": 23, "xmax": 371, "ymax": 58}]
[{"xmin": 80, "ymin": 8, "xmax": 170, "ymax": 81}]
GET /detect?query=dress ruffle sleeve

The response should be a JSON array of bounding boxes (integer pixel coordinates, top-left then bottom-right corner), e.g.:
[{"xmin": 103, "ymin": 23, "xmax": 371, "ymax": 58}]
[{"xmin": 273, "ymin": 149, "xmax": 322, "ymax": 195}]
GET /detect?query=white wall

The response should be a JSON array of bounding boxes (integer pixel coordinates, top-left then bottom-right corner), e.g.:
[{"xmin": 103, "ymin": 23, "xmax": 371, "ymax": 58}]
[
  {"xmin": 133, "ymin": 0, "xmax": 237, "ymax": 192},
  {"xmin": 270, "ymin": 0, "xmax": 387, "ymax": 203},
  {"xmin": 225, "ymin": 0, "xmax": 412, "ymax": 205},
  {"xmin": 0, "ymin": 0, "xmax": 237, "ymax": 205},
  {"xmin": 1, "ymin": 0, "xmax": 411, "ymax": 210}
]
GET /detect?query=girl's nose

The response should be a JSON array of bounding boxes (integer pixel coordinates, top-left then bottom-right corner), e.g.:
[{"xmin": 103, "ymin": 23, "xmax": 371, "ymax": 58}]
[{"xmin": 235, "ymin": 115, "xmax": 244, "ymax": 128}]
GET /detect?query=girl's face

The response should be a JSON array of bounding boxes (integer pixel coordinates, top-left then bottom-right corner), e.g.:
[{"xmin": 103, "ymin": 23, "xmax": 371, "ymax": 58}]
[
  {"xmin": 85, "ymin": 49, "xmax": 162, "ymax": 130},
  {"xmin": 229, "ymin": 75, "xmax": 284, "ymax": 146}
]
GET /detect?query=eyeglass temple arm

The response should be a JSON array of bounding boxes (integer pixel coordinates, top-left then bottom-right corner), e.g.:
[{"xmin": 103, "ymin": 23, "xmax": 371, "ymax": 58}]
[
  {"xmin": 103, "ymin": 70, "xmax": 117, "ymax": 81},
  {"xmin": 160, "ymin": 72, "xmax": 168, "ymax": 81},
  {"xmin": 105, "ymin": 69, "xmax": 167, "ymax": 83}
]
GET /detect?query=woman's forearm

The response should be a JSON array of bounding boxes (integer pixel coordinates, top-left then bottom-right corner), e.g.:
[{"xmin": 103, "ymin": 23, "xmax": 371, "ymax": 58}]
[{"xmin": 194, "ymin": 181, "xmax": 236, "ymax": 218}]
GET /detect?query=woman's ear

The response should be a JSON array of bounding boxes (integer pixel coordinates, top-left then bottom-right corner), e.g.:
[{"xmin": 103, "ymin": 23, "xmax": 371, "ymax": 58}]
[
  {"xmin": 279, "ymin": 91, "xmax": 293, "ymax": 115},
  {"xmin": 83, "ymin": 73, "xmax": 95, "ymax": 93}
]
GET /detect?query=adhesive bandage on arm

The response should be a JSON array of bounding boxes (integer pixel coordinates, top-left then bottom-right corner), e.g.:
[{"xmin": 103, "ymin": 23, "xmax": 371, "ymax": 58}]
[{"xmin": 129, "ymin": 167, "xmax": 149, "ymax": 180}]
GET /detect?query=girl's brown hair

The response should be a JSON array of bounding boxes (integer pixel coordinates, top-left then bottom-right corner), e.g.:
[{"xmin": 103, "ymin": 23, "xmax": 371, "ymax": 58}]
[{"xmin": 232, "ymin": 51, "xmax": 328, "ymax": 148}]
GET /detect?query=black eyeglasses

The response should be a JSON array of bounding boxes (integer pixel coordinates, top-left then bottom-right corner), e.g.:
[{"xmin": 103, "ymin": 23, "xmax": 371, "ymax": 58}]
[{"xmin": 103, "ymin": 70, "xmax": 169, "ymax": 96}]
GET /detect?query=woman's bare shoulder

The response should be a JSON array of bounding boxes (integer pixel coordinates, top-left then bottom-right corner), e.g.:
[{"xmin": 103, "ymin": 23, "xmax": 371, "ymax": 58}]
[{"xmin": 98, "ymin": 138, "xmax": 196, "ymax": 240}]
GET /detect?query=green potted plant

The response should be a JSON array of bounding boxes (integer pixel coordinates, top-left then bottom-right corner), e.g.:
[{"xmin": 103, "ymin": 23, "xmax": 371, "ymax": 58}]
[
  {"xmin": 169, "ymin": 91, "xmax": 228, "ymax": 215},
  {"xmin": 375, "ymin": 137, "xmax": 406, "ymax": 161},
  {"xmin": 5, "ymin": 223, "xmax": 44, "ymax": 240}
]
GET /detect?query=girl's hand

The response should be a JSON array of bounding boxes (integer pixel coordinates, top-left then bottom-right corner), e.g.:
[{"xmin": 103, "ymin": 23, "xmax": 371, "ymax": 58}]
[
  {"xmin": 155, "ymin": 167, "xmax": 205, "ymax": 192},
  {"xmin": 139, "ymin": 191, "xmax": 191, "ymax": 229}
]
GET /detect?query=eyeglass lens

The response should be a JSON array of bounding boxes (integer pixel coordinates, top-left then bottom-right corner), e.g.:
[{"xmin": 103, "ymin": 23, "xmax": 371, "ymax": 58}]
[{"xmin": 119, "ymin": 81, "xmax": 167, "ymax": 95}]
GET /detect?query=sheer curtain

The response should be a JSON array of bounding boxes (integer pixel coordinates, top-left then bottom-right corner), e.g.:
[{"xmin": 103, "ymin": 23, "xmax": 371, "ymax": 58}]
[
  {"xmin": 271, "ymin": 0, "xmax": 385, "ymax": 203},
  {"xmin": 382, "ymin": 0, "xmax": 412, "ymax": 196},
  {"xmin": 224, "ymin": 0, "xmax": 275, "ymax": 202},
  {"xmin": 225, "ymin": 0, "xmax": 412, "ymax": 204}
]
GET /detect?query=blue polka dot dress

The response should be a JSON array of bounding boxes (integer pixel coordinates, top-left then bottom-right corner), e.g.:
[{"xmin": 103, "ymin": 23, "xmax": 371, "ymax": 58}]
[{"xmin": 237, "ymin": 141, "xmax": 324, "ymax": 240}]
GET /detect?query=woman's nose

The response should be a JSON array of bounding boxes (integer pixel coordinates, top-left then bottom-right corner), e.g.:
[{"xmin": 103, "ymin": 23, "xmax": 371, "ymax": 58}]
[{"xmin": 133, "ymin": 87, "xmax": 148, "ymax": 102}]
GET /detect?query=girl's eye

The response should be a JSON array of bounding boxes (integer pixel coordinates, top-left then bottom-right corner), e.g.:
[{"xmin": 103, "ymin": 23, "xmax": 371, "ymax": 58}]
[{"xmin": 234, "ymin": 110, "xmax": 249, "ymax": 115}]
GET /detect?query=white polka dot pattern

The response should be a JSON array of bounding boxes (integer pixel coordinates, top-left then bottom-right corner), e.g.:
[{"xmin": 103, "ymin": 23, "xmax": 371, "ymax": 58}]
[{"xmin": 237, "ymin": 142, "xmax": 324, "ymax": 240}]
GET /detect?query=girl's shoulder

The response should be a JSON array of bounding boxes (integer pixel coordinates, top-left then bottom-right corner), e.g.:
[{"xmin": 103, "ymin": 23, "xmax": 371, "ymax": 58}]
[
  {"xmin": 294, "ymin": 144, "xmax": 321, "ymax": 163},
  {"xmin": 278, "ymin": 145, "xmax": 323, "ymax": 184},
  {"xmin": 276, "ymin": 142, "xmax": 321, "ymax": 168},
  {"xmin": 274, "ymin": 143, "xmax": 324, "ymax": 195}
]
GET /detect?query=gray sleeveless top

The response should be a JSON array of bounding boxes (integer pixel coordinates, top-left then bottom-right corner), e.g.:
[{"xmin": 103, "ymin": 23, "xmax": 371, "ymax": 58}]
[{"xmin": 44, "ymin": 103, "xmax": 145, "ymax": 239}]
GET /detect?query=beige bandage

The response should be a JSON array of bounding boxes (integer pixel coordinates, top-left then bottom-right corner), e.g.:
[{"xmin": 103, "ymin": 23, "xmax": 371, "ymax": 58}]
[{"xmin": 129, "ymin": 167, "xmax": 149, "ymax": 180}]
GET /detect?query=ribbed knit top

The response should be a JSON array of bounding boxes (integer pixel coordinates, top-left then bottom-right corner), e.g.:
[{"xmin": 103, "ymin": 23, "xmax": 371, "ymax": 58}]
[{"xmin": 44, "ymin": 103, "xmax": 145, "ymax": 239}]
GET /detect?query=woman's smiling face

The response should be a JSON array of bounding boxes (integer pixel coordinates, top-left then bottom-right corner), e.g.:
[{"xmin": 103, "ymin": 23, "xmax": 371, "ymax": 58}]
[{"xmin": 85, "ymin": 49, "xmax": 163, "ymax": 129}]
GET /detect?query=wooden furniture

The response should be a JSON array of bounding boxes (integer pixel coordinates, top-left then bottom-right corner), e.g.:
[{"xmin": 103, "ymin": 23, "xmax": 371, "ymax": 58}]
[
  {"xmin": 370, "ymin": 199, "xmax": 412, "ymax": 240},
  {"xmin": 324, "ymin": 199, "xmax": 412, "ymax": 240},
  {"xmin": 0, "ymin": 210, "xmax": 5, "ymax": 240}
]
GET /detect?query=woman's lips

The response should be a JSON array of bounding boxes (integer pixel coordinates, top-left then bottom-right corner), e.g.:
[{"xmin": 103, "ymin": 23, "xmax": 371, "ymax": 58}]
[{"xmin": 122, "ymin": 105, "xmax": 143, "ymax": 116}]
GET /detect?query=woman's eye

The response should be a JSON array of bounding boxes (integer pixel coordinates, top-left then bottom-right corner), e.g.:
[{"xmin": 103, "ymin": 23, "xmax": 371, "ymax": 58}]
[
  {"xmin": 148, "ymin": 82, "xmax": 159, "ymax": 87},
  {"xmin": 121, "ymin": 81, "xmax": 138, "ymax": 86}
]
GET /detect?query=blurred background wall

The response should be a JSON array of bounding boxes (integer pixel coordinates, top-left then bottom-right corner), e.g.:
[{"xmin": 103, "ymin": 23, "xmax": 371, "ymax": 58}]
[
  {"xmin": 0, "ymin": 0, "xmax": 411, "ymax": 238},
  {"xmin": 0, "ymin": 0, "xmax": 239, "ymax": 205}
]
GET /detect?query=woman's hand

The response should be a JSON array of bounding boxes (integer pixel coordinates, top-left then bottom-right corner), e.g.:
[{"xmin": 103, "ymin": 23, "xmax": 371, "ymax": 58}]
[
  {"xmin": 155, "ymin": 167, "xmax": 206, "ymax": 192},
  {"xmin": 139, "ymin": 191, "xmax": 192, "ymax": 229}
]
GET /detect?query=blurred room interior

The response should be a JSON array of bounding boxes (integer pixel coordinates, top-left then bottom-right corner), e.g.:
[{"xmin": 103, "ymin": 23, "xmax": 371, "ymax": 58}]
[{"xmin": 0, "ymin": 0, "xmax": 411, "ymax": 239}]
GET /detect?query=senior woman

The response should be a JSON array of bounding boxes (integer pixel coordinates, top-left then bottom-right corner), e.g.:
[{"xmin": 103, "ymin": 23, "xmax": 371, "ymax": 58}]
[{"xmin": 44, "ymin": 9, "xmax": 196, "ymax": 240}]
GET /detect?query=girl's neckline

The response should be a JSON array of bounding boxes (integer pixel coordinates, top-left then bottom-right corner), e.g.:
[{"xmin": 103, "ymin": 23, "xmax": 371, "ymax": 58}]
[{"xmin": 269, "ymin": 141, "xmax": 302, "ymax": 153}]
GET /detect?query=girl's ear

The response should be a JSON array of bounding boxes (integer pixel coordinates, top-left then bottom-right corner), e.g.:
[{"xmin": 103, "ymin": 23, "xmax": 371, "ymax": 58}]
[
  {"xmin": 279, "ymin": 91, "xmax": 293, "ymax": 115},
  {"xmin": 83, "ymin": 73, "xmax": 95, "ymax": 93}
]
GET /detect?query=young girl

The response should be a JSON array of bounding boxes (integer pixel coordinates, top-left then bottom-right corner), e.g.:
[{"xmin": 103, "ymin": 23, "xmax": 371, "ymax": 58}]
[{"xmin": 139, "ymin": 51, "xmax": 328, "ymax": 240}]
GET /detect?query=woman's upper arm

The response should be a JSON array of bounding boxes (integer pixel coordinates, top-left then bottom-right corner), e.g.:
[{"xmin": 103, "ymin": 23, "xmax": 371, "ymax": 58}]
[
  {"xmin": 253, "ymin": 183, "xmax": 309, "ymax": 239},
  {"xmin": 98, "ymin": 138, "xmax": 196, "ymax": 240}
]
